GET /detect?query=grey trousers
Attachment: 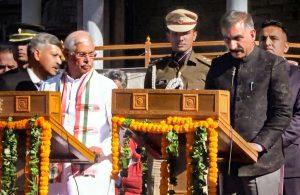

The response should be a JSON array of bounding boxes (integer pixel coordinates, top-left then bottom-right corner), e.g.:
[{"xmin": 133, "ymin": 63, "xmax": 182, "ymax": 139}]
[
  {"xmin": 222, "ymin": 168, "xmax": 281, "ymax": 195},
  {"xmin": 284, "ymin": 177, "xmax": 300, "ymax": 195}
]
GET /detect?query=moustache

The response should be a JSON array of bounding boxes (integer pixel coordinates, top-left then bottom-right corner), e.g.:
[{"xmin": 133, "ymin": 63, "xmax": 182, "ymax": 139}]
[{"xmin": 230, "ymin": 48, "xmax": 244, "ymax": 53}]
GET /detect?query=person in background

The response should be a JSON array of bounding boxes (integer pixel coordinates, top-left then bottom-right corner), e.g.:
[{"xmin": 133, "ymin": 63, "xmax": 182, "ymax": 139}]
[
  {"xmin": 0, "ymin": 43, "xmax": 17, "ymax": 74},
  {"xmin": 205, "ymin": 11, "xmax": 291, "ymax": 195},
  {"xmin": 259, "ymin": 19, "xmax": 298, "ymax": 66},
  {"xmin": 7, "ymin": 23, "xmax": 45, "ymax": 68},
  {"xmin": 259, "ymin": 19, "xmax": 300, "ymax": 195},
  {"xmin": 144, "ymin": 8, "xmax": 211, "ymax": 90},
  {"xmin": 0, "ymin": 33, "xmax": 63, "ymax": 91},
  {"xmin": 104, "ymin": 69, "xmax": 128, "ymax": 89},
  {"xmin": 41, "ymin": 30, "xmax": 116, "ymax": 195}
]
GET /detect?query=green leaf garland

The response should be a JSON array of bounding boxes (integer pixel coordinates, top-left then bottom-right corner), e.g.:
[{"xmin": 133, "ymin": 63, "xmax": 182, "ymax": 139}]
[
  {"xmin": 166, "ymin": 130, "xmax": 179, "ymax": 188},
  {"xmin": 1, "ymin": 117, "xmax": 18, "ymax": 195},
  {"xmin": 27, "ymin": 117, "xmax": 42, "ymax": 195},
  {"xmin": 191, "ymin": 126, "xmax": 208, "ymax": 195}
]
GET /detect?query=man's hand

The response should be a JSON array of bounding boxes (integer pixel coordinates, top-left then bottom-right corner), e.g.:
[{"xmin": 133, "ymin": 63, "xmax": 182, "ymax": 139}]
[
  {"xmin": 287, "ymin": 60, "xmax": 299, "ymax": 66},
  {"xmin": 89, "ymin": 146, "xmax": 104, "ymax": 156},
  {"xmin": 249, "ymin": 142, "xmax": 264, "ymax": 152}
]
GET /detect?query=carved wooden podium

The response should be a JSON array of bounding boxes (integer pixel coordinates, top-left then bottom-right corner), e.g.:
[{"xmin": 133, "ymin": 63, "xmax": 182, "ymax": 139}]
[
  {"xmin": 0, "ymin": 91, "xmax": 96, "ymax": 163},
  {"xmin": 112, "ymin": 89, "xmax": 258, "ymax": 194},
  {"xmin": 0, "ymin": 91, "xmax": 96, "ymax": 193}
]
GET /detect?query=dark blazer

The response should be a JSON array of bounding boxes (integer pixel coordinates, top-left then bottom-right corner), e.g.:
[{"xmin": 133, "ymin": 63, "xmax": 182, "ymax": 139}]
[
  {"xmin": 205, "ymin": 46, "xmax": 292, "ymax": 177},
  {"xmin": 282, "ymin": 64, "xmax": 300, "ymax": 178},
  {"xmin": 0, "ymin": 67, "xmax": 37, "ymax": 91}
]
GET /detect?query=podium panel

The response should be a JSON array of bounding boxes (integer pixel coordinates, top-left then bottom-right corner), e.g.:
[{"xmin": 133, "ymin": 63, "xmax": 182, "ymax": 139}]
[{"xmin": 112, "ymin": 89, "xmax": 258, "ymax": 163}]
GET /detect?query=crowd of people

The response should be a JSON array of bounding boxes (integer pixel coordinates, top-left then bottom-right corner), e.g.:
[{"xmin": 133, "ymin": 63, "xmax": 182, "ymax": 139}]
[{"xmin": 0, "ymin": 7, "xmax": 299, "ymax": 195}]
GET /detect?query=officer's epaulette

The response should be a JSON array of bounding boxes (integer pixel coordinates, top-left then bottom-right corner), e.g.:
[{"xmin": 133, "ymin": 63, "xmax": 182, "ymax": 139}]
[{"xmin": 194, "ymin": 53, "xmax": 212, "ymax": 66}]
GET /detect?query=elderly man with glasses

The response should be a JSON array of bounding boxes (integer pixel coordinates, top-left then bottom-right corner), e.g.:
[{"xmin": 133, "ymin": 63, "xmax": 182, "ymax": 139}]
[{"xmin": 41, "ymin": 30, "xmax": 117, "ymax": 195}]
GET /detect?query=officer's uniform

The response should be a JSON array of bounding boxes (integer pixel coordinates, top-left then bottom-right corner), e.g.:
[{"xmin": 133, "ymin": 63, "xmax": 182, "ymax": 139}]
[
  {"xmin": 144, "ymin": 9, "xmax": 211, "ymax": 90},
  {"xmin": 144, "ymin": 51, "xmax": 211, "ymax": 89}
]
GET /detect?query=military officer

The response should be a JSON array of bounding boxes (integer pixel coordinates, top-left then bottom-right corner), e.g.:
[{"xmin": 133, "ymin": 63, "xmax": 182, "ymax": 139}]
[
  {"xmin": 144, "ymin": 8, "xmax": 211, "ymax": 90},
  {"xmin": 7, "ymin": 23, "xmax": 45, "ymax": 68}
]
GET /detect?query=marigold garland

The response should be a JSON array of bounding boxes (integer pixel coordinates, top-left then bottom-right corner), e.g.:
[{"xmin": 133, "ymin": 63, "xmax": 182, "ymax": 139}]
[
  {"xmin": 111, "ymin": 116, "xmax": 219, "ymax": 195},
  {"xmin": 0, "ymin": 117, "xmax": 52, "ymax": 194},
  {"xmin": 207, "ymin": 125, "xmax": 218, "ymax": 195},
  {"xmin": 111, "ymin": 117, "xmax": 120, "ymax": 179},
  {"xmin": 38, "ymin": 117, "xmax": 52, "ymax": 195}
]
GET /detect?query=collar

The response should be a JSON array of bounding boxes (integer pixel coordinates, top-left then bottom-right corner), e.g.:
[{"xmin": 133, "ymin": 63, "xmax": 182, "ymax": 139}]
[
  {"xmin": 64, "ymin": 69, "xmax": 94, "ymax": 83},
  {"xmin": 187, "ymin": 50, "xmax": 199, "ymax": 65},
  {"xmin": 241, "ymin": 45, "xmax": 259, "ymax": 63},
  {"xmin": 27, "ymin": 67, "xmax": 43, "ymax": 84}
]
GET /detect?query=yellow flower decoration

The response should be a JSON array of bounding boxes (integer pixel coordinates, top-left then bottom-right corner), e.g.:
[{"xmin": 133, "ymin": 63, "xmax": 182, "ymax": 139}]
[{"xmin": 111, "ymin": 116, "xmax": 219, "ymax": 194}]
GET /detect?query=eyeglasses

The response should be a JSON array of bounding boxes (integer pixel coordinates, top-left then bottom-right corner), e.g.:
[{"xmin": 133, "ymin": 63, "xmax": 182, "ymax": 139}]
[{"xmin": 72, "ymin": 51, "xmax": 96, "ymax": 59}]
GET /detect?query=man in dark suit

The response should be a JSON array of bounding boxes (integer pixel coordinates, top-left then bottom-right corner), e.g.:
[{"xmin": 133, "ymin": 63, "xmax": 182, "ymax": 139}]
[
  {"xmin": 205, "ymin": 11, "xmax": 292, "ymax": 195},
  {"xmin": 0, "ymin": 33, "xmax": 63, "ymax": 91},
  {"xmin": 259, "ymin": 19, "xmax": 300, "ymax": 195}
]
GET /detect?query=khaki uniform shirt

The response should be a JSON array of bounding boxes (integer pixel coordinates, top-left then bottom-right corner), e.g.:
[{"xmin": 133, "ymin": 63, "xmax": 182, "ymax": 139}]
[{"xmin": 144, "ymin": 51, "xmax": 211, "ymax": 89}]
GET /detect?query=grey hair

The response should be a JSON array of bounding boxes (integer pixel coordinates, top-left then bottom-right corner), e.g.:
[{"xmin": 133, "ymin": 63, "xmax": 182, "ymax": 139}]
[
  {"xmin": 104, "ymin": 69, "xmax": 127, "ymax": 88},
  {"xmin": 63, "ymin": 31, "xmax": 93, "ymax": 52},
  {"xmin": 27, "ymin": 33, "xmax": 62, "ymax": 55},
  {"xmin": 220, "ymin": 10, "xmax": 254, "ymax": 30}
]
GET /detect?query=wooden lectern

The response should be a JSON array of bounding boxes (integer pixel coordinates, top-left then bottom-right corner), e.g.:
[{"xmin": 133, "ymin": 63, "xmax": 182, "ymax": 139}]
[
  {"xmin": 112, "ymin": 89, "xmax": 258, "ymax": 193},
  {"xmin": 0, "ymin": 91, "xmax": 95, "ymax": 163},
  {"xmin": 0, "ymin": 91, "xmax": 96, "ymax": 193}
]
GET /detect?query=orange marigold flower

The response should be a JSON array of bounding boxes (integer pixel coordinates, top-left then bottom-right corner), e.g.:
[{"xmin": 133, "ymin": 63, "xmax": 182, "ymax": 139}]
[
  {"xmin": 208, "ymin": 176, "xmax": 218, "ymax": 183},
  {"xmin": 112, "ymin": 116, "xmax": 119, "ymax": 123},
  {"xmin": 7, "ymin": 122, "xmax": 15, "ymax": 129},
  {"xmin": 37, "ymin": 117, "xmax": 45, "ymax": 126}
]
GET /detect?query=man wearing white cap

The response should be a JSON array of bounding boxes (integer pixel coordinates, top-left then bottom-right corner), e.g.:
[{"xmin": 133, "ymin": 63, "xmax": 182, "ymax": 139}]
[{"xmin": 144, "ymin": 8, "xmax": 211, "ymax": 90}]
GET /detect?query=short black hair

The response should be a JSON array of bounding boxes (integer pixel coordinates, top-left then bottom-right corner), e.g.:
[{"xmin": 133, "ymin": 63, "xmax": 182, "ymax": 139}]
[{"xmin": 261, "ymin": 19, "xmax": 288, "ymax": 37}]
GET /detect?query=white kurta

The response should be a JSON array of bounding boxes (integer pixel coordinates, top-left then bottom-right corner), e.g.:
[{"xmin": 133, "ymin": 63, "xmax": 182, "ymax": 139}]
[{"xmin": 41, "ymin": 69, "xmax": 116, "ymax": 195}]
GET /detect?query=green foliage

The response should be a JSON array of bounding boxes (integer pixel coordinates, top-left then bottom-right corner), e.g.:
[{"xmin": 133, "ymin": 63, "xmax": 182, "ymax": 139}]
[
  {"xmin": 190, "ymin": 127, "xmax": 208, "ymax": 195},
  {"xmin": 166, "ymin": 130, "xmax": 179, "ymax": 186},
  {"xmin": 140, "ymin": 146, "xmax": 148, "ymax": 195},
  {"xmin": 123, "ymin": 119, "xmax": 132, "ymax": 128},
  {"xmin": 28, "ymin": 117, "xmax": 42, "ymax": 195},
  {"xmin": 1, "ymin": 117, "xmax": 18, "ymax": 195},
  {"xmin": 120, "ymin": 129, "xmax": 131, "ymax": 177}
]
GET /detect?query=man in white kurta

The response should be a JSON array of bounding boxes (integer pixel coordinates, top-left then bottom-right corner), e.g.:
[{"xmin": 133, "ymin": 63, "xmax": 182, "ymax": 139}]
[{"xmin": 41, "ymin": 31, "xmax": 116, "ymax": 195}]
